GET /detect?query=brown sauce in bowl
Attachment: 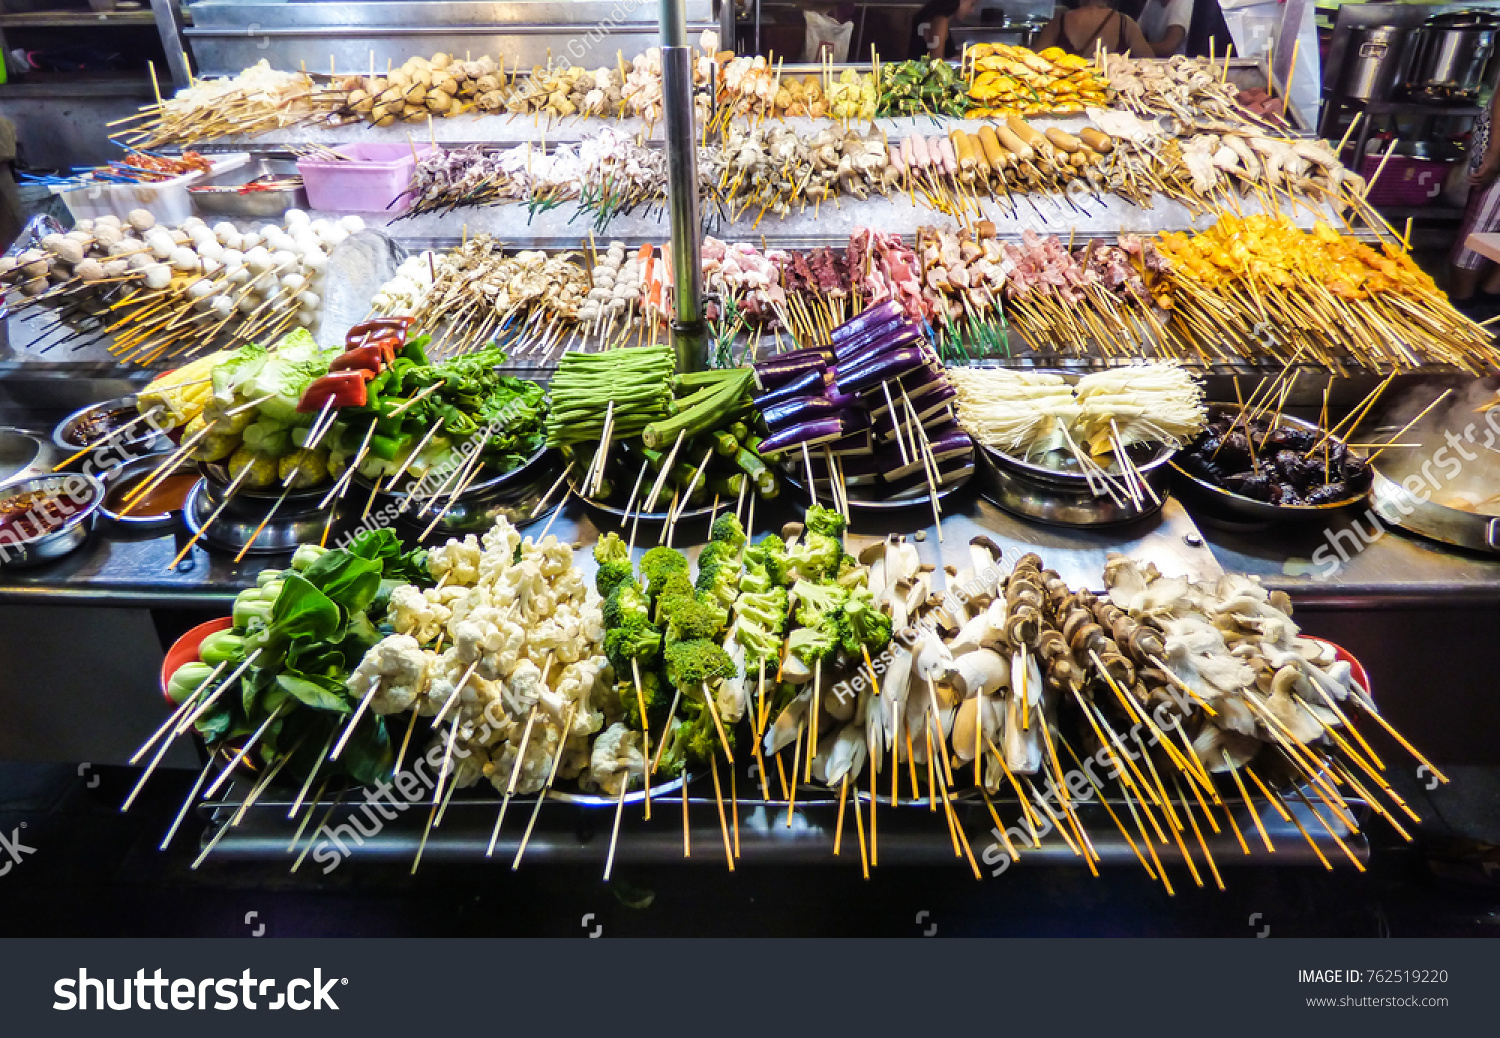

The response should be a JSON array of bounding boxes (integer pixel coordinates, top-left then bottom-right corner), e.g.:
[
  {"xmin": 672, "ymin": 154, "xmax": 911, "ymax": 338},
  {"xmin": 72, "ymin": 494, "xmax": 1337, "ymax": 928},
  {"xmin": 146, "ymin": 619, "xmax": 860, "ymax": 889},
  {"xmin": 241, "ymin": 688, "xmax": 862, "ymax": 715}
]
[{"xmin": 106, "ymin": 471, "xmax": 197, "ymax": 517}]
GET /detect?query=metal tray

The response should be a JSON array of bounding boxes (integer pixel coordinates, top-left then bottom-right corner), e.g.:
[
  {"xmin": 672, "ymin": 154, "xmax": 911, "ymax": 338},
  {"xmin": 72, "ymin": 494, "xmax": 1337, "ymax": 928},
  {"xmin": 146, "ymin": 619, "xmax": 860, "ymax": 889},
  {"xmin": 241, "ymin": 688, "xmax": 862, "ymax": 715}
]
[{"xmin": 189, "ymin": 157, "xmax": 308, "ymax": 219}]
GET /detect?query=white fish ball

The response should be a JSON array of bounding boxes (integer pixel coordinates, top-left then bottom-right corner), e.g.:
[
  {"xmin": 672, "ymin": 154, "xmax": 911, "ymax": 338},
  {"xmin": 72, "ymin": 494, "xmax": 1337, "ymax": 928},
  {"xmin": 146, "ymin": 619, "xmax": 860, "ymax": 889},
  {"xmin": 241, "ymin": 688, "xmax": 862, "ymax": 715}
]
[
  {"xmin": 170, "ymin": 230, "xmax": 191, "ymax": 246},
  {"xmin": 280, "ymin": 272, "xmax": 306, "ymax": 293},
  {"xmin": 170, "ymin": 247, "xmax": 200, "ymax": 272},
  {"xmin": 324, "ymin": 228, "xmax": 349, "ymax": 247},
  {"xmin": 221, "ymin": 249, "xmax": 244, "ymax": 268},
  {"xmin": 143, "ymin": 264, "xmax": 172, "ymax": 290},
  {"xmin": 213, "ymin": 221, "xmax": 237, "ymax": 243},
  {"xmin": 223, "ymin": 232, "xmax": 244, "ymax": 252},
  {"xmin": 240, "ymin": 231, "xmax": 263, "ymax": 251},
  {"xmin": 181, "ymin": 216, "xmax": 206, "ymax": 233},
  {"xmin": 210, "ymin": 294, "xmax": 234, "ymax": 316},
  {"xmin": 271, "ymin": 249, "xmax": 298, "ymax": 271},
  {"xmin": 127, "ymin": 208, "xmax": 155, "ymax": 232},
  {"xmin": 197, "ymin": 240, "xmax": 225, "ymax": 263},
  {"xmin": 338, "ymin": 215, "xmax": 365, "ymax": 233},
  {"xmin": 309, "ymin": 219, "xmax": 333, "ymax": 237},
  {"xmin": 296, "ymin": 291, "xmax": 320, "ymax": 311},
  {"xmin": 201, "ymin": 257, "xmax": 222, "ymax": 277},
  {"xmin": 227, "ymin": 266, "xmax": 251, "ymax": 285},
  {"xmin": 238, "ymin": 294, "xmax": 259, "ymax": 313},
  {"xmin": 284, "ymin": 209, "xmax": 310, "ymax": 225},
  {"xmin": 187, "ymin": 278, "xmax": 215, "ymax": 299},
  {"xmin": 302, "ymin": 250, "xmax": 328, "ymax": 273},
  {"xmin": 245, "ymin": 247, "xmax": 272, "ymax": 273},
  {"xmin": 189, "ymin": 226, "xmax": 216, "ymax": 248},
  {"xmin": 371, "ymin": 292, "xmax": 391, "ymax": 310},
  {"xmin": 296, "ymin": 310, "xmax": 315, "ymax": 327},
  {"xmin": 148, "ymin": 235, "xmax": 175, "ymax": 260}
]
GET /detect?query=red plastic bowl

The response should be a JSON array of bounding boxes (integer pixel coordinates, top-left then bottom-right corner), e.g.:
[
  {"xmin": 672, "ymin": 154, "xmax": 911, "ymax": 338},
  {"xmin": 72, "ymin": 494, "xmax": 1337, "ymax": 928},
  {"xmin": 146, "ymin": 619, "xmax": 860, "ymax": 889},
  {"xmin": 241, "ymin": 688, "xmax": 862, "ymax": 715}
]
[
  {"xmin": 1305, "ymin": 637, "xmax": 1371, "ymax": 702},
  {"xmin": 160, "ymin": 616, "xmax": 233, "ymax": 705}
]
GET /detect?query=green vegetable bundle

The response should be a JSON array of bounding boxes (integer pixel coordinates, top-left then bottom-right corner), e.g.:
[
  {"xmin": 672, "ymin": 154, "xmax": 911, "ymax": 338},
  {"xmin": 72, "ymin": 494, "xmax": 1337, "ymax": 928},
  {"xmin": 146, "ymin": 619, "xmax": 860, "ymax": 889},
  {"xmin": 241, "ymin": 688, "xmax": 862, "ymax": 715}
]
[
  {"xmin": 562, "ymin": 369, "xmax": 779, "ymax": 507},
  {"xmin": 324, "ymin": 341, "xmax": 549, "ymax": 483},
  {"xmin": 878, "ymin": 58, "xmax": 972, "ymax": 118},
  {"xmin": 162, "ymin": 529, "xmax": 432, "ymax": 787},
  {"xmin": 544, "ymin": 345, "xmax": 676, "ymax": 447}
]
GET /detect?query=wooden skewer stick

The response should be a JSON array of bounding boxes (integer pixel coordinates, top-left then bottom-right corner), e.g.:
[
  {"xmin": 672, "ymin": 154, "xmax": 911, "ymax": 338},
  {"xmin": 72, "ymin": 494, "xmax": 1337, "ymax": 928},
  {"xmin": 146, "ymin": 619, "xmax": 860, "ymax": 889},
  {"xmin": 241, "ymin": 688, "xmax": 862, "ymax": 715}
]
[
  {"xmin": 118, "ymin": 420, "xmax": 219, "ymax": 511},
  {"xmin": 53, "ymin": 410, "xmax": 161, "ymax": 471},
  {"xmin": 631, "ymin": 658, "xmax": 652, "ymax": 819},
  {"xmin": 710, "ymin": 757, "xmax": 734, "ymax": 871},
  {"xmin": 129, "ymin": 660, "xmax": 227, "ymax": 765},
  {"xmin": 1365, "ymin": 389, "xmax": 1454, "ymax": 463},
  {"xmin": 485, "ymin": 704, "xmax": 540, "ymax": 857},
  {"xmin": 167, "ymin": 463, "xmax": 253, "ymax": 570},
  {"xmin": 642, "ymin": 429, "xmax": 686, "ymax": 513},
  {"xmin": 202, "ymin": 701, "xmax": 289, "ymax": 801},
  {"xmin": 514, "ymin": 703, "xmax": 577, "ymax": 871},
  {"xmin": 603, "ymin": 765, "xmax": 632, "ymax": 881},
  {"xmin": 786, "ymin": 720, "xmax": 804, "ymax": 828},
  {"xmin": 329, "ymin": 681, "xmax": 380, "ymax": 761},
  {"xmin": 700, "ymin": 682, "xmax": 734, "ymax": 763},
  {"xmin": 180, "ymin": 649, "xmax": 265, "ymax": 732}
]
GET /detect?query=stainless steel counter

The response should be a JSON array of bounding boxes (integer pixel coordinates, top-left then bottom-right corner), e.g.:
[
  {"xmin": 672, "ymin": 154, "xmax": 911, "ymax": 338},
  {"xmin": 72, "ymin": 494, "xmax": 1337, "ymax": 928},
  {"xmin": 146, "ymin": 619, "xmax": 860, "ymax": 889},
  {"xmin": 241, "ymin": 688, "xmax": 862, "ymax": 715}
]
[{"xmin": 184, "ymin": 0, "xmax": 718, "ymax": 76}]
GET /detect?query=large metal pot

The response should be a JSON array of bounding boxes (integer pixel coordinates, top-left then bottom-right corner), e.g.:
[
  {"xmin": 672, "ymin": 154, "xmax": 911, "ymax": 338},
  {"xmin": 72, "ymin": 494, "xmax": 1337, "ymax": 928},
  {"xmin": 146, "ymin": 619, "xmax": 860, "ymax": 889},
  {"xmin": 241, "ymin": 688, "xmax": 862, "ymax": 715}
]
[
  {"xmin": 1405, "ymin": 11, "xmax": 1499, "ymax": 102},
  {"xmin": 1337, "ymin": 25, "xmax": 1414, "ymax": 101},
  {"xmin": 1369, "ymin": 465, "xmax": 1500, "ymax": 554}
]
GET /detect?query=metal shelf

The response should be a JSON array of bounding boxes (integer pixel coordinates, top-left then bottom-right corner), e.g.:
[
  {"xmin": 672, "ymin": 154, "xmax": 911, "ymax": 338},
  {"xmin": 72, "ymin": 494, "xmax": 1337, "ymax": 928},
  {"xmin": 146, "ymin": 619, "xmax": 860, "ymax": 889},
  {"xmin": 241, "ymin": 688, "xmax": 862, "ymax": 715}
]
[{"xmin": 0, "ymin": 10, "xmax": 157, "ymax": 28}]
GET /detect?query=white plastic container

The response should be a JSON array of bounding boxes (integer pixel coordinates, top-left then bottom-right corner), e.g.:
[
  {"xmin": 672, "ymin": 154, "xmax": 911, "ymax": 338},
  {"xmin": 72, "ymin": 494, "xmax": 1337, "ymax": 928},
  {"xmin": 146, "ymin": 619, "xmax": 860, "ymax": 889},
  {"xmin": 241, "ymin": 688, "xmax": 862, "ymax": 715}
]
[{"xmin": 53, "ymin": 153, "xmax": 250, "ymax": 227}]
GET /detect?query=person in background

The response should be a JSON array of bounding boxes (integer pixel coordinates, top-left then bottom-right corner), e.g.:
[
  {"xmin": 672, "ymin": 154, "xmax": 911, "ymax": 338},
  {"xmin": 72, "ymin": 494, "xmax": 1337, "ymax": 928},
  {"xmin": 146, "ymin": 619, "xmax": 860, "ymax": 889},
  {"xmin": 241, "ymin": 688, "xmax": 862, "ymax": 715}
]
[
  {"xmin": 1034, "ymin": 0, "xmax": 1155, "ymax": 60},
  {"xmin": 1449, "ymin": 82, "xmax": 1500, "ymax": 306},
  {"xmin": 1136, "ymin": 0, "xmax": 1193, "ymax": 55},
  {"xmin": 908, "ymin": 0, "xmax": 980, "ymax": 60}
]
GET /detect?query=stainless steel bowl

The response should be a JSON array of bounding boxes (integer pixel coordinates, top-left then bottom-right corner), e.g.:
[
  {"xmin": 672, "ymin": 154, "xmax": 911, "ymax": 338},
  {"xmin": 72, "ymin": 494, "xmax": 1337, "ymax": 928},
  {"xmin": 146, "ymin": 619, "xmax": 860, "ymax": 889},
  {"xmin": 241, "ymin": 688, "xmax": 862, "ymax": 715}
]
[
  {"xmin": 354, "ymin": 446, "xmax": 560, "ymax": 542},
  {"xmin": 189, "ymin": 157, "xmax": 307, "ymax": 219},
  {"xmin": 0, "ymin": 427, "xmax": 62, "ymax": 490},
  {"xmin": 977, "ymin": 441, "xmax": 1173, "ymax": 527},
  {"xmin": 1168, "ymin": 408, "xmax": 1369, "ymax": 526},
  {"xmin": 98, "ymin": 453, "xmax": 197, "ymax": 530},
  {"xmin": 51, "ymin": 395, "xmax": 171, "ymax": 461},
  {"xmin": 0, "ymin": 472, "xmax": 103, "ymax": 569},
  {"xmin": 183, "ymin": 463, "xmax": 335, "ymax": 554}
]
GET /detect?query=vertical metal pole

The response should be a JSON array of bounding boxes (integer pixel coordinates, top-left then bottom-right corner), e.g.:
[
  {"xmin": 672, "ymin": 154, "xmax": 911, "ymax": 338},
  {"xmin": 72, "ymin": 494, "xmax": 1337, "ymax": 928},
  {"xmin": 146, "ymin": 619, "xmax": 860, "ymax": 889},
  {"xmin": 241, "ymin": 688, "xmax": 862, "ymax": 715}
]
[
  {"xmin": 149, "ymin": 0, "xmax": 192, "ymax": 89},
  {"xmin": 660, "ymin": 0, "xmax": 707, "ymax": 372}
]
